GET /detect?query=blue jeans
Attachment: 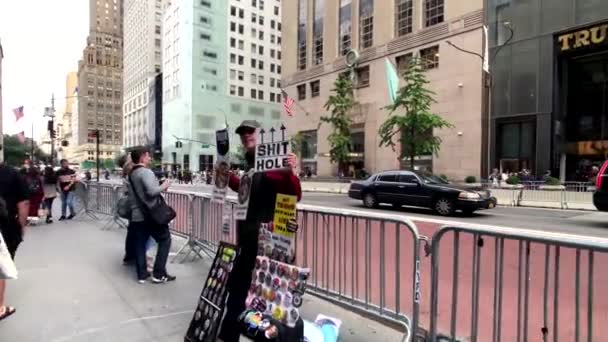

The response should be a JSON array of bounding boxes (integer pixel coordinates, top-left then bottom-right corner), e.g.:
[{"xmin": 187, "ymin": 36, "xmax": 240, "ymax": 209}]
[{"xmin": 60, "ymin": 191, "xmax": 75, "ymax": 217}]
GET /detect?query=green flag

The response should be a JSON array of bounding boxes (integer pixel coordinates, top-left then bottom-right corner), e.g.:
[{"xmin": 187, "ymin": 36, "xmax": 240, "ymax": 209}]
[{"xmin": 385, "ymin": 58, "xmax": 400, "ymax": 104}]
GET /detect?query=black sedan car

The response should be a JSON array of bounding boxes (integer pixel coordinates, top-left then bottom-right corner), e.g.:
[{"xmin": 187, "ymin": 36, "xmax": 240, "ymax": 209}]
[{"xmin": 348, "ymin": 170, "xmax": 497, "ymax": 216}]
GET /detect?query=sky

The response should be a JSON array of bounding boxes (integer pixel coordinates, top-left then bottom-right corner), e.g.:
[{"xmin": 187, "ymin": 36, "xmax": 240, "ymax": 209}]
[{"xmin": 1, "ymin": 0, "xmax": 89, "ymax": 141}]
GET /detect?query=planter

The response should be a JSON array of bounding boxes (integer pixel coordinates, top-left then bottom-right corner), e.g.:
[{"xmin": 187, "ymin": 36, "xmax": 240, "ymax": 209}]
[{"xmin": 539, "ymin": 185, "xmax": 566, "ymax": 191}]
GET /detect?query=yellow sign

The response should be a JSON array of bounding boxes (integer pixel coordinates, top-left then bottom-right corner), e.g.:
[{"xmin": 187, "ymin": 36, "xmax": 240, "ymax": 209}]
[
  {"xmin": 273, "ymin": 194, "xmax": 297, "ymax": 238},
  {"xmin": 558, "ymin": 23, "xmax": 608, "ymax": 51}
]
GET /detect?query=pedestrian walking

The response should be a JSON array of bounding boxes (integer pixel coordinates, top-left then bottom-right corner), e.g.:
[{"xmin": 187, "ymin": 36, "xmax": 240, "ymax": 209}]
[
  {"xmin": 23, "ymin": 167, "xmax": 43, "ymax": 220},
  {"xmin": 56, "ymin": 159, "xmax": 77, "ymax": 220},
  {"xmin": 42, "ymin": 166, "xmax": 58, "ymax": 223},
  {"xmin": 218, "ymin": 120, "xmax": 301, "ymax": 342},
  {"xmin": 127, "ymin": 147, "xmax": 175, "ymax": 284},
  {"xmin": 0, "ymin": 163, "xmax": 30, "ymax": 322}
]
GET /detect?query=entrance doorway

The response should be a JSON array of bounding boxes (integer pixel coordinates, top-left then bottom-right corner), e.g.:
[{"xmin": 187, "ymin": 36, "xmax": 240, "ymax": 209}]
[{"xmin": 563, "ymin": 51, "xmax": 608, "ymax": 181}]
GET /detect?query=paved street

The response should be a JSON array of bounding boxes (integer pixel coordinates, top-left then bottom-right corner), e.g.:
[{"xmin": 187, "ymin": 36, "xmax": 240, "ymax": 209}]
[{"xmin": 159, "ymin": 182, "xmax": 608, "ymax": 238}]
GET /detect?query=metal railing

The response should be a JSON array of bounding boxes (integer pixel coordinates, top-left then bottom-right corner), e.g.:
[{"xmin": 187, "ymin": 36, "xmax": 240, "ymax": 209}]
[{"xmin": 429, "ymin": 225, "xmax": 608, "ymax": 342}]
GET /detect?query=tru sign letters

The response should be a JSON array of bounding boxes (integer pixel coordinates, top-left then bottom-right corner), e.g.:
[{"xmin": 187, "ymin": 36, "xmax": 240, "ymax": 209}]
[{"xmin": 558, "ymin": 24, "xmax": 608, "ymax": 52}]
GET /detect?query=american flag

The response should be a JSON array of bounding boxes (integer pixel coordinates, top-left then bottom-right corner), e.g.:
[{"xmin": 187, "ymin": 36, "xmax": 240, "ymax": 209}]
[
  {"xmin": 16, "ymin": 131, "xmax": 26, "ymax": 144},
  {"xmin": 281, "ymin": 90, "xmax": 294, "ymax": 117},
  {"xmin": 13, "ymin": 106, "xmax": 24, "ymax": 121}
]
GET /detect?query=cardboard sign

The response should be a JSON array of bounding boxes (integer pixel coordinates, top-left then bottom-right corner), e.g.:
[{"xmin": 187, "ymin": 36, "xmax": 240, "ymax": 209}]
[
  {"xmin": 234, "ymin": 169, "xmax": 254, "ymax": 220},
  {"xmin": 255, "ymin": 124, "xmax": 291, "ymax": 172},
  {"xmin": 273, "ymin": 194, "xmax": 297, "ymax": 238},
  {"xmin": 185, "ymin": 242, "xmax": 239, "ymax": 342},
  {"xmin": 212, "ymin": 129, "xmax": 230, "ymax": 204}
]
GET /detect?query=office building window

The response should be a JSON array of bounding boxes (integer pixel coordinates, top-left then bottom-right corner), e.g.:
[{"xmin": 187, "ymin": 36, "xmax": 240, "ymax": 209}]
[
  {"xmin": 270, "ymin": 93, "xmax": 276, "ymax": 102},
  {"xmin": 259, "ymin": 15, "xmax": 264, "ymax": 25},
  {"xmin": 230, "ymin": 69, "xmax": 236, "ymax": 80},
  {"xmin": 238, "ymin": 86, "xmax": 244, "ymax": 97},
  {"xmin": 297, "ymin": 84, "xmax": 306, "ymax": 100},
  {"xmin": 274, "ymin": 6, "xmax": 279, "ymax": 15},
  {"xmin": 258, "ymin": 90, "xmax": 264, "ymax": 100},
  {"xmin": 259, "ymin": 46, "xmax": 264, "ymax": 55},
  {"xmin": 251, "ymin": 73, "xmax": 257, "ymax": 84},
  {"xmin": 200, "ymin": 16, "xmax": 210, "ymax": 24},
  {"xmin": 278, "ymin": 51, "xmax": 282, "ymax": 60},
  {"xmin": 230, "ymin": 22, "xmax": 236, "ymax": 32},
  {"xmin": 270, "ymin": 78, "xmax": 275, "ymax": 87},
  {"xmin": 271, "ymin": 20, "xmax": 275, "ymax": 29},
  {"xmin": 259, "ymin": 60, "xmax": 264, "ymax": 70},
  {"xmin": 251, "ymin": 58, "xmax": 257, "ymax": 68},
  {"xmin": 356, "ymin": 65, "xmax": 370, "ymax": 88},
  {"xmin": 251, "ymin": 43, "xmax": 257, "ymax": 54},
  {"xmin": 270, "ymin": 49, "xmax": 275, "ymax": 58},
  {"xmin": 239, "ymin": 8, "xmax": 244, "ymax": 18},
  {"xmin": 231, "ymin": 38, "xmax": 236, "ymax": 47},
  {"xmin": 252, "ymin": 13, "xmax": 257, "ymax": 23},
  {"xmin": 313, "ymin": 0, "xmax": 324, "ymax": 65},
  {"xmin": 203, "ymin": 51, "xmax": 217, "ymax": 59},
  {"xmin": 239, "ymin": 24, "xmax": 244, "ymax": 34},
  {"xmin": 238, "ymin": 55, "xmax": 244, "ymax": 65},
  {"xmin": 277, "ymin": 65, "xmax": 282, "ymax": 74},
  {"xmin": 238, "ymin": 71, "xmax": 244, "ymax": 81},
  {"xmin": 252, "ymin": 0, "xmax": 256, "ymax": 6},
  {"xmin": 271, "ymin": 64, "xmax": 275, "ymax": 72},
  {"xmin": 310, "ymin": 80, "xmax": 320, "ymax": 97},
  {"xmin": 238, "ymin": 40, "xmax": 244, "ymax": 50},
  {"xmin": 259, "ymin": 31, "xmax": 264, "ymax": 40},
  {"xmin": 297, "ymin": 0, "xmax": 308, "ymax": 70},
  {"xmin": 258, "ymin": 75, "xmax": 264, "ymax": 85},
  {"xmin": 201, "ymin": 32, "xmax": 211, "ymax": 40},
  {"xmin": 396, "ymin": 53, "xmax": 413, "ymax": 73},
  {"xmin": 230, "ymin": 53, "xmax": 236, "ymax": 63},
  {"xmin": 251, "ymin": 89, "xmax": 257, "ymax": 99},
  {"xmin": 230, "ymin": 6, "xmax": 236, "ymax": 16},
  {"xmin": 259, "ymin": 0, "xmax": 264, "ymax": 10},
  {"xmin": 339, "ymin": 0, "xmax": 352, "ymax": 55},
  {"xmin": 277, "ymin": 93, "xmax": 282, "ymax": 102},
  {"xmin": 201, "ymin": 0, "xmax": 211, "ymax": 7},
  {"xmin": 420, "ymin": 45, "xmax": 439, "ymax": 70},
  {"xmin": 359, "ymin": 0, "xmax": 374, "ymax": 49},
  {"xmin": 424, "ymin": 0, "xmax": 444, "ymax": 27},
  {"xmin": 251, "ymin": 28, "xmax": 257, "ymax": 38},
  {"xmin": 230, "ymin": 85, "xmax": 236, "ymax": 95},
  {"xmin": 395, "ymin": 0, "xmax": 413, "ymax": 37},
  {"xmin": 271, "ymin": 35, "xmax": 275, "ymax": 44}
]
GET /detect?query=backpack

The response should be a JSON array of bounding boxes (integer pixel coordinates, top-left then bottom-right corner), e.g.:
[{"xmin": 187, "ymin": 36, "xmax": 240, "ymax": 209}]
[{"xmin": 116, "ymin": 189, "xmax": 132, "ymax": 219}]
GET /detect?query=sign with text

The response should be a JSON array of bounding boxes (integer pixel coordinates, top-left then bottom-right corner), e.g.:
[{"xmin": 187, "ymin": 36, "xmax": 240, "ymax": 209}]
[
  {"xmin": 254, "ymin": 124, "xmax": 291, "ymax": 172},
  {"xmin": 273, "ymin": 194, "xmax": 297, "ymax": 238}
]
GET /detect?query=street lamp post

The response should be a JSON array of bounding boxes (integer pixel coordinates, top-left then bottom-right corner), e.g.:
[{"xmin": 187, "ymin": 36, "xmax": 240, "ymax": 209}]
[{"xmin": 445, "ymin": 22, "xmax": 513, "ymax": 178}]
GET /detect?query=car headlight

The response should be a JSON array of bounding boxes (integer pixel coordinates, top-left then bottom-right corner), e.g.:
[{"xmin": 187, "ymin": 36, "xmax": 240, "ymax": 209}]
[{"xmin": 459, "ymin": 192, "xmax": 480, "ymax": 200}]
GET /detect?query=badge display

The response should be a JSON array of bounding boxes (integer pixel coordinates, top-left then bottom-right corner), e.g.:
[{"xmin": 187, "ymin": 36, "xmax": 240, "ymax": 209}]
[
  {"xmin": 212, "ymin": 129, "xmax": 230, "ymax": 204},
  {"xmin": 185, "ymin": 242, "xmax": 239, "ymax": 342},
  {"xmin": 234, "ymin": 169, "xmax": 254, "ymax": 220}
]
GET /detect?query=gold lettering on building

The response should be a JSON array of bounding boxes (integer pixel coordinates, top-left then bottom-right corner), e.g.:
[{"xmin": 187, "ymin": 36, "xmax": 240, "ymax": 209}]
[{"xmin": 559, "ymin": 23, "xmax": 608, "ymax": 51}]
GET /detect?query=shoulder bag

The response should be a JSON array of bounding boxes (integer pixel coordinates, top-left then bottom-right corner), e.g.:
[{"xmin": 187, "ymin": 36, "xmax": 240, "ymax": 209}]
[{"xmin": 128, "ymin": 169, "xmax": 176, "ymax": 225}]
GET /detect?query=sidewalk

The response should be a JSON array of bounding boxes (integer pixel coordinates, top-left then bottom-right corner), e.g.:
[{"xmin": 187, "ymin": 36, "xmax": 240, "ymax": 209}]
[{"xmin": 0, "ymin": 212, "xmax": 402, "ymax": 342}]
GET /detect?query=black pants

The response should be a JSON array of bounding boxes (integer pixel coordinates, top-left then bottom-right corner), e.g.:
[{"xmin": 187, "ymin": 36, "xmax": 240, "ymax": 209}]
[
  {"xmin": 123, "ymin": 221, "xmax": 135, "ymax": 262},
  {"xmin": 219, "ymin": 225, "xmax": 258, "ymax": 342},
  {"xmin": 44, "ymin": 197, "xmax": 55, "ymax": 218},
  {"xmin": 132, "ymin": 219, "xmax": 171, "ymax": 280}
]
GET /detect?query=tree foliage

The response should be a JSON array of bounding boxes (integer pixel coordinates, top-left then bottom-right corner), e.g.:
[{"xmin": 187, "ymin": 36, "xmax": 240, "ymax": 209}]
[
  {"xmin": 321, "ymin": 73, "xmax": 357, "ymax": 172},
  {"xmin": 378, "ymin": 58, "xmax": 453, "ymax": 169},
  {"xmin": 2, "ymin": 134, "xmax": 49, "ymax": 167},
  {"xmin": 290, "ymin": 132, "xmax": 304, "ymax": 158}
]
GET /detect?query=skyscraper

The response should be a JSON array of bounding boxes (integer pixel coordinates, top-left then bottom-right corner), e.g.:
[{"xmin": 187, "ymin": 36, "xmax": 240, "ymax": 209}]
[
  {"xmin": 161, "ymin": 0, "xmax": 282, "ymax": 172},
  {"xmin": 74, "ymin": 0, "xmax": 124, "ymax": 165},
  {"xmin": 58, "ymin": 72, "xmax": 78, "ymax": 161},
  {"xmin": 123, "ymin": 0, "xmax": 169, "ymax": 150}
]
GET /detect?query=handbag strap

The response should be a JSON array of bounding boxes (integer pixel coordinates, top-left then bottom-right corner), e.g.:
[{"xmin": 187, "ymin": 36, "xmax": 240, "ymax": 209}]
[{"xmin": 128, "ymin": 165, "xmax": 151, "ymax": 215}]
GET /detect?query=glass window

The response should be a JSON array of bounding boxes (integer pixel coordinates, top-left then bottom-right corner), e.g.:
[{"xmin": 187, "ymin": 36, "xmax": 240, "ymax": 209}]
[
  {"xmin": 274, "ymin": 6, "xmax": 279, "ymax": 15},
  {"xmin": 420, "ymin": 46, "xmax": 439, "ymax": 70},
  {"xmin": 398, "ymin": 174, "xmax": 418, "ymax": 183},
  {"xmin": 395, "ymin": 0, "xmax": 413, "ymax": 37},
  {"xmin": 251, "ymin": 43, "xmax": 257, "ymax": 54},
  {"xmin": 252, "ymin": 13, "xmax": 257, "ymax": 23},
  {"xmin": 230, "ymin": 69, "xmax": 236, "ymax": 80},
  {"xmin": 230, "ymin": 37, "xmax": 236, "ymax": 47},
  {"xmin": 230, "ymin": 53, "xmax": 236, "ymax": 63},
  {"xmin": 310, "ymin": 80, "xmax": 320, "ymax": 97},
  {"xmin": 258, "ymin": 90, "xmax": 264, "ymax": 100},
  {"xmin": 239, "ymin": 24, "xmax": 244, "ymax": 34},
  {"xmin": 251, "ymin": 73, "xmax": 257, "ymax": 84},
  {"xmin": 230, "ymin": 22, "xmax": 236, "ymax": 32},
  {"xmin": 258, "ymin": 75, "xmax": 264, "ymax": 85},
  {"xmin": 270, "ymin": 93, "xmax": 276, "ymax": 102},
  {"xmin": 251, "ymin": 89, "xmax": 257, "ymax": 99},
  {"xmin": 239, "ymin": 8, "xmax": 244, "ymax": 19},
  {"xmin": 258, "ymin": 60, "xmax": 264, "ymax": 70},
  {"xmin": 339, "ymin": 0, "xmax": 352, "ymax": 56},
  {"xmin": 230, "ymin": 6, "xmax": 236, "ymax": 16},
  {"xmin": 238, "ymin": 71, "xmax": 244, "ymax": 81},
  {"xmin": 251, "ymin": 58, "xmax": 257, "ymax": 68},
  {"xmin": 238, "ymin": 40, "xmax": 244, "ymax": 50},
  {"xmin": 271, "ymin": 20, "xmax": 276, "ymax": 29},
  {"xmin": 313, "ymin": 0, "xmax": 324, "ymax": 65},
  {"xmin": 297, "ymin": 84, "xmax": 306, "ymax": 100},
  {"xmin": 396, "ymin": 53, "xmax": 413, "ymax": 73},
  {"xmin": 510, "ymin": 40, "xmax": 537, "ymax": 114},
  {"xmin": 359, "ymin": 0, "xmax": 374, "ymax": 49},
  {"xmin": 424, "ymin": 0, "xmax": 444, "ymax": 27},
  {"xmin": 238, "ymin": 86, "xmax": 244, "ymax": 97},
  {"xmin": 298, "ymin": 0, "xmax": 308, "ymax": 70},
  {"xmin": 355, "ymin": 66, "xmax": 370, "ymax": 88},
  {"xmin": 259, "ymin": 46, "xmax": 264, "ymax": 55},
  {"xmin": 378, "ymin": 174, "xmax": 397, "ymax": 182},
  {"xmin": 238, "ymin": 55, "xmax": 244, "ymax": 65}
]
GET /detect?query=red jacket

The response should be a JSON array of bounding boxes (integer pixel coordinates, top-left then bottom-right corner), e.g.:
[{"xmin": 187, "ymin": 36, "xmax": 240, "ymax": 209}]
[{"xmin": 229, "ymin": 170, "xmax": 302, "ymax": 201}]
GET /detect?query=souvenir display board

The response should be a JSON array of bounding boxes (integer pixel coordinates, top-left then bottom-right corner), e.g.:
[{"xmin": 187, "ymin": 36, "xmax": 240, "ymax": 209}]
[{"xmin": 185, "ymin": 242, "xmax": 239, "ymax": 342}]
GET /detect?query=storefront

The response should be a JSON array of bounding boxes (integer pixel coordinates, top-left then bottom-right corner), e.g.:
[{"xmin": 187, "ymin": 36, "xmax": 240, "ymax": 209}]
[{"xmin": 487, "ymin": 0, "xmax": 608, "ymax": 180}]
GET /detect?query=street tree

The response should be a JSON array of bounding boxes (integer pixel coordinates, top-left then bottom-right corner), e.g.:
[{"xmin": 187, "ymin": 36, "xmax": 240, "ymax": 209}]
[
  {"xmin": 2, "ymin": 134, "xmax": 49, "ymax": 167},
  {"xmin": 378, "ymin": 58, "xmax": 453, "ymax": 170},
  {"xmin": 289, "ymin": 132, "xmax": 304, "ymax": 158},
  {"xmin": 321, "ymin": 73, "xmax": 357, "ymax": 174}
]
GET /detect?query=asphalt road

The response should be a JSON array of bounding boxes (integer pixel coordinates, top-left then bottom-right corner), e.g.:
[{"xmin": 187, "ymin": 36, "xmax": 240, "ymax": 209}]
[{"xmin": 161, "ymin": 182, "xmax": 608, "ymax": 238}]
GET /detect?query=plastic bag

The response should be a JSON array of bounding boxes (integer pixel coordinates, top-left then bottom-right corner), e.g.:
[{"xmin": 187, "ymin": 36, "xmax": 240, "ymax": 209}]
[{"xmin": 0, "ymin": 233, "xmax": 17, "ymax": 279}]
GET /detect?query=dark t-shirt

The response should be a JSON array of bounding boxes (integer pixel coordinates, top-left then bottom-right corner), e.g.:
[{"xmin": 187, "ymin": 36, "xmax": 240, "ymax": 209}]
[
  {"xmin": 0, "ymin": 165, "xmax": 29, "ymax": 242},
  {"xmin": 56, "ymin": 168, "xmax": 76, "ymax": 192}
]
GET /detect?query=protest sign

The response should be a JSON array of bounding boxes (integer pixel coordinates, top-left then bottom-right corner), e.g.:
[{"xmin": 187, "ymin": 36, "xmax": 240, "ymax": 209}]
[
  {"xmin": 254, "ymin": 124, "xmax": 291, "ymax": 172},
  {"xmin": 212, "ymin": 129, "xmax": 230, "ymax": 204},
  {"xmin": 234, "ymin": 169, "xmax": 253, "ymax": 220}
]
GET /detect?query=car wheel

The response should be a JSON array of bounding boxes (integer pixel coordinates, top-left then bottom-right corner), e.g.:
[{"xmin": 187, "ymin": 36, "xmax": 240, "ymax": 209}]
[
  {"xmin": 434, "ymin": 197, "xmax": 455, "ymax": 216},
  {"xmin": 363, "ymin": 193, "xmax": 377, "ymax": 208}
]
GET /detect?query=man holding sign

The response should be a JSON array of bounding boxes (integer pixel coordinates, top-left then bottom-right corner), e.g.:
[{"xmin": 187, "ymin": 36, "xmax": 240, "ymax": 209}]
[{"xmin": 218, "ymin": 120, "xmax": 301, "ymax": 342}]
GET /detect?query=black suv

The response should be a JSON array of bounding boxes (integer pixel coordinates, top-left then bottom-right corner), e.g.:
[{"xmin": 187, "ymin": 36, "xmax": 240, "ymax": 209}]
[{"xmin": 348, "ymin": 170, "xmax": 497, "ymax": 216}]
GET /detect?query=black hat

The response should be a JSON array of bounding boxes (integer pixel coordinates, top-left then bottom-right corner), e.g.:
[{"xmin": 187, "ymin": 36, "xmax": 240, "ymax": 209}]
[{"xmin": 235, "ymin": 120, "xmax": 261, "ymax": 135}]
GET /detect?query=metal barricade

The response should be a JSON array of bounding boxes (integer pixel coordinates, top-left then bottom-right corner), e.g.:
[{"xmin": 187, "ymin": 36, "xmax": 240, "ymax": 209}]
[
  {"xmin": 295, "ymin": 204, "xmax": 424, "ymax": 342},
  {"xmin": 429, "ymin": 225, "xmax": 608, "ymax": 342}
]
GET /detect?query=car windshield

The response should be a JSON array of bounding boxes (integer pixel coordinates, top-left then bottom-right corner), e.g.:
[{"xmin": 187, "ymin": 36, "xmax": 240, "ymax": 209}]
[{"xmin": 419, "ymin": 173, "xmax": 449, "ymax": 185}]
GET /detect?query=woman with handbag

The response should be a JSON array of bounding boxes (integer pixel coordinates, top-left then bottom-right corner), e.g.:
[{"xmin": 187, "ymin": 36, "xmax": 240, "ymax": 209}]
[
  {"xmin": 22, "ymin": 167, "xmax": 44, "ymax": 220},
  {"xmin": 127, "ymin": 147, "xmax": 175, "ymax": 284},
  {"xmin": 42, "ymin": 167, "xmax": 58, "ymax": 223}
]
